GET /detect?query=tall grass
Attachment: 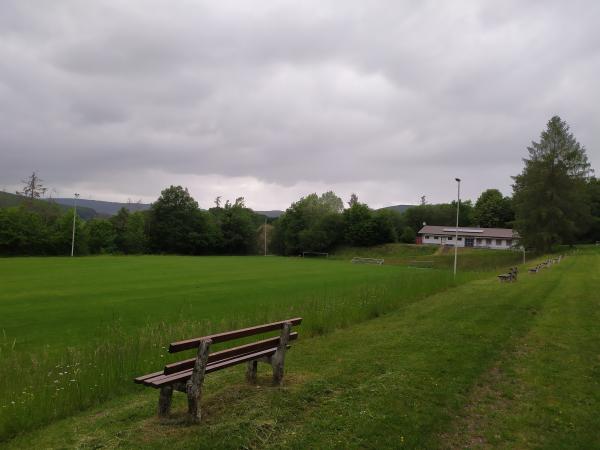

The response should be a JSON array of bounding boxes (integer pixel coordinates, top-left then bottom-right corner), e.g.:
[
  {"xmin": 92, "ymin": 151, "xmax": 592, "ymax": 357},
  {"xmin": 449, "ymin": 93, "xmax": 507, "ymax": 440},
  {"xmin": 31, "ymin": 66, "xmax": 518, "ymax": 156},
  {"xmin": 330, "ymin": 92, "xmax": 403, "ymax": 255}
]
[
  {"xmin": 0, "ymin": 269, "xmax": 476, "ymax": 441},
  {"xmin": 430, "ymin": 248, "xmax": 529, "ymax": 271},
  {"xmin": 331, "ymin": 244, "xmax": 532, "ymax": 271}
]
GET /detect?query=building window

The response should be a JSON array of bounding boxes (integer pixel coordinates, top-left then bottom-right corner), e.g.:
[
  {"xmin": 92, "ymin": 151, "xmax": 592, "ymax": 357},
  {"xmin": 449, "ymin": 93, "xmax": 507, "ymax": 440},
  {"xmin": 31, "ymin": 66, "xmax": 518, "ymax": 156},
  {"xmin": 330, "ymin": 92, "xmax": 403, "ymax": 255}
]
[
  {"xmin": 496, "ymin": 239, "xmax": 502, "ymax": 245},
  {"xmin": 477, "ymin": 238, "xmax": 482, "ymax": 244},
  {"xmin": 448, "ymin": 236, "xmax": 453, "ymax": 241},
  {"xmin": 457, "ymin": 237, "xmax": 462, "ymax": 241},
  {"xmin": 434, "ymin": 236, "xmax": 439, "ymax": 240},
  {"xmin": 425, "ymin": 235, "xmax": 430, "ymax": 239},
  {"xmin": 486, "ymin": 238, "xmax": 492, "ymax": 245}
]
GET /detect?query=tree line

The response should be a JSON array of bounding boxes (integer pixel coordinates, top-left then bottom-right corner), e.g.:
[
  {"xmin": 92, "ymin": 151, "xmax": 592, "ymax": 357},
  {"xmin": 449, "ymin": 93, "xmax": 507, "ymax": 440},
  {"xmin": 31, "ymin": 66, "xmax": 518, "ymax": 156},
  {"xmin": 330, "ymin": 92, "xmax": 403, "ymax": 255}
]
[
  {"xmin": 0, "ymin": 184, "xmax": 516, "ymax": 256},
  {"xmin": 0, "ymin": 187, "xmax": 263, "ymax": 256},
  {"xmin": 273, "ymin": 116, "xmax": 597, "ymax": 253},
  {"xmin": 1, "ymin": 116, "xmax": 598, "ymax": 256}
]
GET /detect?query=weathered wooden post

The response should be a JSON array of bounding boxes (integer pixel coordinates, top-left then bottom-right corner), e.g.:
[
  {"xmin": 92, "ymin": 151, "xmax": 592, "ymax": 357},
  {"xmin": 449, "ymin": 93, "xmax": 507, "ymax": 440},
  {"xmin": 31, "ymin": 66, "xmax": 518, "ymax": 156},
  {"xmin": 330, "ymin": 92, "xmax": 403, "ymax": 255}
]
[
  {"xmin": 186, "ymin": 338, "xmax": 211, "ymax": 423},
  {"xmin": 246, "ymin": 360, "xmax": 258, "ymax": 383},
  {"xmin": 271, "ymin": 322, "xmax": 291, "ymax": 385},
  {"xmin": 158, "ymin": 385, "xmax": 173, "ymax": 417}
]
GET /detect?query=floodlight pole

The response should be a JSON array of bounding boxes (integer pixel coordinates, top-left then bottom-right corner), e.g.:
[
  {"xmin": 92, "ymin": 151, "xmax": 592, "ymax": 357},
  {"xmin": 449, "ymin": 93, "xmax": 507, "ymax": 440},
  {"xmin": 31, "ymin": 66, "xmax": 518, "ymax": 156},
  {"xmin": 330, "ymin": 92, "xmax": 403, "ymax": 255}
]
[
  {"xmin": 453, "ymin": 178, "xmax": 461, "ymax": 278},
  {"xmin": 71, "ymin": 193, "xmax": 79, "ymax": 257},
  {"xmin": 264, "ymin": 217, "xmax": 267, "ymax": 256}
]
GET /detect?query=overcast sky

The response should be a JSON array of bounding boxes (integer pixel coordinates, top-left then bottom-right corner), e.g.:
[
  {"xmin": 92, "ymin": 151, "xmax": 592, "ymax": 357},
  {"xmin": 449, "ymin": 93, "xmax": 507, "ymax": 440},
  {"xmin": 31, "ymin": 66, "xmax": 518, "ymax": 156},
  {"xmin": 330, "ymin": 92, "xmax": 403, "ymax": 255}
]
[{"xmin": 1, "ymin": 0, "xmax": 598, "ymax": 210}]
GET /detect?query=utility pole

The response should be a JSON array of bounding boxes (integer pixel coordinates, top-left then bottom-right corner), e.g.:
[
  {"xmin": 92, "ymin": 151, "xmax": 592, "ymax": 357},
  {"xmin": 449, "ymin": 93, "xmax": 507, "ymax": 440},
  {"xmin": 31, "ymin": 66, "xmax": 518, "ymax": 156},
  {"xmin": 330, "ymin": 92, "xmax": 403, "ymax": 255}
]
[
  {"xmin": 453, "ymin": 178, "xmax": 461, "ymax": 278},
  {"xmin": 71, "ymin": 193, "xmax": 79, "ymax": 257}
]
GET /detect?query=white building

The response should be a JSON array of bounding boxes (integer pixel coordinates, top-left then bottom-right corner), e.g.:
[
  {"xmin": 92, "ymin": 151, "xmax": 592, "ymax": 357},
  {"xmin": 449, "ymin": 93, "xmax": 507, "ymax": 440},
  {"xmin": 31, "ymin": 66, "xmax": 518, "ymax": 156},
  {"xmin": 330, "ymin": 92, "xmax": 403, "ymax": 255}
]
[{"xmin": 417, "ymin": 225, "xmax": 518, "ymax": 250}]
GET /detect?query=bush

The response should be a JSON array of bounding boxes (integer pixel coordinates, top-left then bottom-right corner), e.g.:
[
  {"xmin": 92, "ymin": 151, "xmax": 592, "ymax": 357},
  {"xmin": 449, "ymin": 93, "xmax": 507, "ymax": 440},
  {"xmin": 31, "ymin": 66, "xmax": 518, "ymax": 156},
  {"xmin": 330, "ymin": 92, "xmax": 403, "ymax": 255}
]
[{"xmin": 400, "ymin": 226, "xmax": 416, "ymax": 243}]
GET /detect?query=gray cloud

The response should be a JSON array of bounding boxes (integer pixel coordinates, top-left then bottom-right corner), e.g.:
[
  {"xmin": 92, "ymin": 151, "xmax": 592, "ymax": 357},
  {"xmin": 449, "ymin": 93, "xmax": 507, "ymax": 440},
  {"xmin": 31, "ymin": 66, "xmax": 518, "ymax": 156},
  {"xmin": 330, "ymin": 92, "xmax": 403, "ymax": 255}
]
[{"xmin": 1, "ymin": 0, "xmax": 598, "ymax": 209}]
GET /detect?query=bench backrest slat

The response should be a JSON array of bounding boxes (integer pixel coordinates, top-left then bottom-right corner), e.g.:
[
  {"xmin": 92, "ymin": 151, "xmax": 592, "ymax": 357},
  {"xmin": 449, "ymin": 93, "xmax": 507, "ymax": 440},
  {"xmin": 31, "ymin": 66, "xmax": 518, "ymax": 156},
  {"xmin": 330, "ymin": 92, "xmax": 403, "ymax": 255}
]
[
  {"xmin": 164, "ymin": 332, "xmax": 298, "ymax": 374},
  {"xmin": 169, "ymin": 317, "xmax": 303, "ymax": 353}
]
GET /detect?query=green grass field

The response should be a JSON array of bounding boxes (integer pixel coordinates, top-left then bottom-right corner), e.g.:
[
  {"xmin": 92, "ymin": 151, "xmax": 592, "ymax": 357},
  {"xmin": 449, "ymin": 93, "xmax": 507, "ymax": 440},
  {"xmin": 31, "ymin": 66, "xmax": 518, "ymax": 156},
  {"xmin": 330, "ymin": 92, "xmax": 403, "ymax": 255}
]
[
  {"xmin": 1, "ymin": 255, "xmax": 444, "ymax": 350},
  {"xmin": 0, "ymin": 255, "xmax": 473, "ymax": 440},
  {"xmin": 1, "ymin": 249, "xmax": 598, "ymax": 448}
]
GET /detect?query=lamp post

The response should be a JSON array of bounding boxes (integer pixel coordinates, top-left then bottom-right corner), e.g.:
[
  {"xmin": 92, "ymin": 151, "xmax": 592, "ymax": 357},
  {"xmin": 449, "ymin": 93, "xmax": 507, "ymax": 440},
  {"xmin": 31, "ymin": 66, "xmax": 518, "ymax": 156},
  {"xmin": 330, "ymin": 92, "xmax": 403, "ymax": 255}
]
[
  {"xmin": 453, "ymin": 178, "xmax": 461, "ymax": 278},
  {"xmin": 71, "ymin": 193, "xmax": 79, "ymax": 257}
]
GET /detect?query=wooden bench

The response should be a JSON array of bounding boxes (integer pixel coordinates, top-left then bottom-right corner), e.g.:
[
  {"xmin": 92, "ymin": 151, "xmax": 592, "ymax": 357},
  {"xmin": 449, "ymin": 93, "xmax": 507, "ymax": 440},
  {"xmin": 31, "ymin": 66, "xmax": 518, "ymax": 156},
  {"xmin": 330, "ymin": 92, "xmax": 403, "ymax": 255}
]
[
  {"xmin": 529, "ymin": 261, "xmax": 549, "ymax": 273},
  {"xmin": 498, "ymin": 267, "xmax": 518, "ymax": 282},
  {"xmin": 134, "ymin": 318, "xmax": 302, "ymax": 422},
  {"xmin": 529, "ymin": 256, "xmax": 564, "ymax": 273}
]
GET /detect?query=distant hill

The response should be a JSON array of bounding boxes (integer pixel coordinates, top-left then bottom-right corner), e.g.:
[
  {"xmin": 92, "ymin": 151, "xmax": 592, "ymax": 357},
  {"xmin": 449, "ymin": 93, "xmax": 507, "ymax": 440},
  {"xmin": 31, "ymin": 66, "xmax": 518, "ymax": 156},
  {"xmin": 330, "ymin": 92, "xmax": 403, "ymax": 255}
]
[
  {"xmin": 0, "ymin": 191, "xmax": 31, "ymax": 209},
  {"xmin": 256, "ymin": 206, "xmax": 414, "ymax": 218},
  {"xmin": 2, "ymin": 191, "xmax": 415, "ymax": 220},
  {"xmin": 378, "ymin": 204, "xmax": 415, "ymax": 214},
  {"xmin": 255, "ymin": 210, "xmax": 284, "ymax": 218},
  {"xmin": 49, "ymin": 198, "xmax": 151, "ymax": 216},
  {"xmin": 0, "ymin": 191, "xmax": 98, "ymax": 220}
]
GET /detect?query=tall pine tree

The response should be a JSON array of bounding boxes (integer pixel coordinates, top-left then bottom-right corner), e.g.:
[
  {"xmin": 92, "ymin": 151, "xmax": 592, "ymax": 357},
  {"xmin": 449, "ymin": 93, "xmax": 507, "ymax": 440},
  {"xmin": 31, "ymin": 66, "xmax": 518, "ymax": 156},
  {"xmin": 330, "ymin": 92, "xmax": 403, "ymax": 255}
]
[{"xmin": 512, "ymin": 116, "xmax": 593, "ymax": 251}]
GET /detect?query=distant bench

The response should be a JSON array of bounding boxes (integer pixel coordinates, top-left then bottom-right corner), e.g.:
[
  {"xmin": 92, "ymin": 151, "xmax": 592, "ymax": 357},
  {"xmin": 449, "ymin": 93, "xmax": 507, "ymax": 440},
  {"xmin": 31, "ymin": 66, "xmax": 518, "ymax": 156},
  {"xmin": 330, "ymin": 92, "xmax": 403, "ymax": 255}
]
[
  {"xmin": 529, "ymin": 255, "xmax": 562, "ymax": 274},
  {"xmin": 351, "ymin": 257, "xmax": 384, "ymax": 265},
  {"xmin": 528, "ymin": 262, "xmax": 546, "ymax": 274},
  {"xmin": 498, "ymin": 267, "xmax": 518, "ymax": 282},
  {"xmin": 134, "ymin": 318, "xmax": 302, "ymax": 422}
]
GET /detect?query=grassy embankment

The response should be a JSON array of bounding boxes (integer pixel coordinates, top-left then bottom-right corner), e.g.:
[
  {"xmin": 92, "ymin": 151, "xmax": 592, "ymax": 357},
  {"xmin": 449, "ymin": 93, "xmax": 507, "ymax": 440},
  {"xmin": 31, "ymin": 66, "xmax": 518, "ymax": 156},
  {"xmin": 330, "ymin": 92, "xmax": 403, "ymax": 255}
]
[
  {"xmin": 3, "ymin": 248, "xmax": 597, "ymax": 448},
  {"xmin": 332, "ymin": 242, "xmax": 529, "ymax": 270},
  {"xmin": 0, "ymin": 255, "xmax": 477, "ymax": 441}
]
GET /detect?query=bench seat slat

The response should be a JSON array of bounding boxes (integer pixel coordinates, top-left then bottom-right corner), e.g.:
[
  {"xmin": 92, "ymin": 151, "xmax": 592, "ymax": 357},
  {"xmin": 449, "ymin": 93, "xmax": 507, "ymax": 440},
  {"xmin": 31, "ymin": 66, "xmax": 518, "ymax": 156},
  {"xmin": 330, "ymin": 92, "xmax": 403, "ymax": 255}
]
[
  {"xmin": 134, "ymin": 370, "xmax": 165, "ymax": 384},
  {"xmin": 169, "ymin": 318, "xmax": 302, "ymax": 353},
  {"xmin": 164, "ymin": 332, "xmax": 298, "ymax": 375},
  {"xmin": 140, "ymin": 350, "xmax": 263, "ymax": 386},
  {"xmin": 137, "ymin": 344, "xmax": 293, "ymax": 385},
  {"xmin": 149, "ymin": 347, "xmax": 278, "ymax": 388}
]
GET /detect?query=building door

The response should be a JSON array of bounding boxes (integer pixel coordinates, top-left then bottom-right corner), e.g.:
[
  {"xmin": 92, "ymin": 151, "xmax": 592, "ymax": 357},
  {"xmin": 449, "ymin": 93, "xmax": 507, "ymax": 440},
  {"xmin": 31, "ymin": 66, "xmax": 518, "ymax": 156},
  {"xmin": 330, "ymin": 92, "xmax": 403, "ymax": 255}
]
[{"xmin": 465, "ymin": 237, "xmax": 474, "ymax": 247}]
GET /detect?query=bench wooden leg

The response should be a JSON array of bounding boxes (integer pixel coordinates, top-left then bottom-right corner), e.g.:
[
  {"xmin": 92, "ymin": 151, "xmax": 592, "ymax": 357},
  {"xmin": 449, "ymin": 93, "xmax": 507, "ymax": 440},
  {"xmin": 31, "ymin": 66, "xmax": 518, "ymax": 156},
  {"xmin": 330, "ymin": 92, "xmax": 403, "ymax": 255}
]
[
  {"xmin": 186, "ymin": 338, "xmax": 212, "ymax": 423},
  {"xmin": 246, "ymin": 360, "xmax": 258, "ymax": 383},
  {"xmin": 158, "ymin": 385, "xmax": 173, "ymax": 417},
  {"xmin": 271, "ymin": 322, "xmax": 292, "ymax": 386}
]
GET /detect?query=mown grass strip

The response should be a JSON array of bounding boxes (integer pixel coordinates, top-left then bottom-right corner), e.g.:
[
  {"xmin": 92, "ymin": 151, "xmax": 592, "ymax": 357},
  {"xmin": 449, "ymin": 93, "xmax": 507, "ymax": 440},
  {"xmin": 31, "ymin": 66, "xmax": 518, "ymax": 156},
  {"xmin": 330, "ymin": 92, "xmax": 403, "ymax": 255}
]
[
  {"xmin": 442, "ymin": 252, "xmax": 600, "ymax": 449},
  {"xmin": 5, "ymin": 254, "xmax": 591, "ymax": 449}
]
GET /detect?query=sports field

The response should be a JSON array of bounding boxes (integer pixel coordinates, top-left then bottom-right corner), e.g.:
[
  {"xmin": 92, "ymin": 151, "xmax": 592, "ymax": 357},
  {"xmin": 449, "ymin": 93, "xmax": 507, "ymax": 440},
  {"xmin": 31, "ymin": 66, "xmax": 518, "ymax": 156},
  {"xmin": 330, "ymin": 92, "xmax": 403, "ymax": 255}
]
[
  {"xmin": 0, "ymin": 255, "xmax": 469, "ymax": 350},
  {"xmin": 0, "ymin": 255, "xmax": 471, "ymax": 440},
  {"xmin": 1, "ymin": 249, "xmax": 598, "ymax": 448}
]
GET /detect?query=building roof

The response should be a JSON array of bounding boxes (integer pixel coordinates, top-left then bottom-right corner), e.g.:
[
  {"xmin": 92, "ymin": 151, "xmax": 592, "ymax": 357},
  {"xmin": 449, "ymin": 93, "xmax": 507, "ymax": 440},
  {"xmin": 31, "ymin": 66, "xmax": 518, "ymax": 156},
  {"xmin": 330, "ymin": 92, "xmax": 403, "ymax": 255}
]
[{"xmin": 418, "ymin": 225, "xmax": 517, "ymax": 239}]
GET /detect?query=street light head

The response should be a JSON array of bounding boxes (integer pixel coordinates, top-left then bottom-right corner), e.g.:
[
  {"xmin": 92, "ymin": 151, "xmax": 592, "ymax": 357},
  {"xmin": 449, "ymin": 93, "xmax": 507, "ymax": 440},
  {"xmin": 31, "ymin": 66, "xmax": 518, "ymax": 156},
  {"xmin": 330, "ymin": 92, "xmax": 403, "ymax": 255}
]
[{"xmin": 455, "ymin": 178, "xmax": 461, "ymax": 183}]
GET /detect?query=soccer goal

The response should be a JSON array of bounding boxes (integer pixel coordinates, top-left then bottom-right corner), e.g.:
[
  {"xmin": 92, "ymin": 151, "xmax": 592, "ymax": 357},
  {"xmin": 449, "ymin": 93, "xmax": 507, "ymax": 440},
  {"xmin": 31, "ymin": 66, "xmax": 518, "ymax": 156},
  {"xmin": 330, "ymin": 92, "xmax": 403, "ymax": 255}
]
[
  {"xmin": 302, "ymin": 251, "xmax": 329, "ymax": 258},
  {"xmin": 351, "ymin": 257, "xmax": 384, "ymax": 265}
]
